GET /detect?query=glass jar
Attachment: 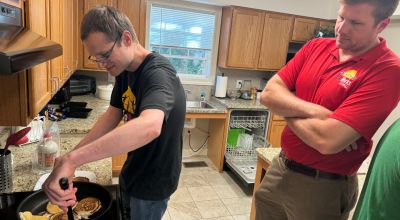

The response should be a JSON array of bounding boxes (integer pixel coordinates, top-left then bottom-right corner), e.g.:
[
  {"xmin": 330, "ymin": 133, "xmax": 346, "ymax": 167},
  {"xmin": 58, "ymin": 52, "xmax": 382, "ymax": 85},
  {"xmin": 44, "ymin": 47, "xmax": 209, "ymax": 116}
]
[
  {"xmin": 33, "ymin": 121, "xmax": 60, "ymax": 173},
  {"xmin": 37, "ymin": 137, "xmax": 59, "ymax": 170}
]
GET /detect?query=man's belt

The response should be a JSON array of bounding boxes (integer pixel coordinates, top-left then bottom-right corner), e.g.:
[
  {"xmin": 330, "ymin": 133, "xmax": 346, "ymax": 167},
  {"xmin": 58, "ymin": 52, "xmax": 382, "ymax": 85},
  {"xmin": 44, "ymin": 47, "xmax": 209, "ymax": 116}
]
[{"xmin": 279, "ymin": 151, "xmax": 348, "ymax": 180}]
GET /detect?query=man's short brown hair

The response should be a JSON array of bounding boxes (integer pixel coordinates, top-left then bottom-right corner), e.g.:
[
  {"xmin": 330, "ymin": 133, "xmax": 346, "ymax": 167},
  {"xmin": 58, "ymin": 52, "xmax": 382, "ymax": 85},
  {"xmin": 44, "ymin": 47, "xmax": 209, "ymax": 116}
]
[
  {"xmin": 80, "ymin": 5, "xmax": 137, "ymax": 43},
  {"xmin": 339, "ymin": 0, "xmax": 399, "ymax": 23}
]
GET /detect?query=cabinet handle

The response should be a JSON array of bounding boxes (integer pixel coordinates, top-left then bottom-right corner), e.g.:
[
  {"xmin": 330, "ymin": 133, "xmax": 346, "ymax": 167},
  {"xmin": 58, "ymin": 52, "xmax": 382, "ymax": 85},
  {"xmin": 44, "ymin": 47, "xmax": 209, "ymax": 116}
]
[
  {"xmin": 64, "ymin": 65, "xmax": 70, "ymax": 74},
  {"xmin": 51, "ymin": 77, "xmax": 60, "ymax": 95}
]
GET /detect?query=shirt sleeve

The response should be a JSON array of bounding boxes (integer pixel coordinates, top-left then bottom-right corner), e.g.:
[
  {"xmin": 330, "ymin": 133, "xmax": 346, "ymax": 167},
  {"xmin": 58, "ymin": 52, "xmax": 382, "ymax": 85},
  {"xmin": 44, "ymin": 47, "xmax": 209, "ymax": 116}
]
[
  {"xmin": 331, "ymin": 67, "xmax": 400, "ymax": 139},
  {"xmin": 139, "ymin": 67, "xmax": 178, "ymax": 121}
]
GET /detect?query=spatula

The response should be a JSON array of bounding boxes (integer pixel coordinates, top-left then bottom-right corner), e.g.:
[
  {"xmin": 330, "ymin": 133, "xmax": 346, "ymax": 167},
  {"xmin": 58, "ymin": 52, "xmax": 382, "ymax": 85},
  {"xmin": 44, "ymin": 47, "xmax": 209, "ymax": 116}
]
[
  {"xmin": 59, "ymin": 177, "xmax": 75, "ymax": 220},
  {"xmin": 1, "ymin": 127, "xmax": 31, "ymax": 156}
]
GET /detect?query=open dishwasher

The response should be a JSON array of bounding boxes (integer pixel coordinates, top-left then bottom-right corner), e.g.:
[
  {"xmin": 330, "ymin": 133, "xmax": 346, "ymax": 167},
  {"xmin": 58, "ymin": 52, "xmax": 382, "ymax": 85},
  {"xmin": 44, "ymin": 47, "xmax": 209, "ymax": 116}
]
[{"xmin": 224, "ymin": 109, "xmax": 270, "ymax": 184}]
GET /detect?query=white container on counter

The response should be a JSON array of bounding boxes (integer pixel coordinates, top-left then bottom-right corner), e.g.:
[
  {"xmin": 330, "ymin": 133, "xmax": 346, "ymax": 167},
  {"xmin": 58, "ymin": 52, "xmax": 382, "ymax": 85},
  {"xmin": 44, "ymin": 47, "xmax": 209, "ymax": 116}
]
[{"xmin": 96, "ymin": 84, "xmax": 113, "ymax": 100}]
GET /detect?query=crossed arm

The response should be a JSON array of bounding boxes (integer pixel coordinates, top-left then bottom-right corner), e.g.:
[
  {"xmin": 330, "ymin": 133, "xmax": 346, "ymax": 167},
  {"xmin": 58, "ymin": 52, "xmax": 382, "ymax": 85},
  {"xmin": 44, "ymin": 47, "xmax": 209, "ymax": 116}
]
[{"xmin": 261, "ymin": 75, "xmax": 361, "ymax": 155}]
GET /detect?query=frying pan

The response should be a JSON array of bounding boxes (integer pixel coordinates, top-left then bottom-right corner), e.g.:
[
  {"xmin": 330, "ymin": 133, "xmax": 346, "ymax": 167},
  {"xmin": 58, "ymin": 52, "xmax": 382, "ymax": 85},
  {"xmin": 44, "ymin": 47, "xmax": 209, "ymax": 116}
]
[{"xmin": 16, "ymin": 181, "xmax": 112, "ymax": 220}]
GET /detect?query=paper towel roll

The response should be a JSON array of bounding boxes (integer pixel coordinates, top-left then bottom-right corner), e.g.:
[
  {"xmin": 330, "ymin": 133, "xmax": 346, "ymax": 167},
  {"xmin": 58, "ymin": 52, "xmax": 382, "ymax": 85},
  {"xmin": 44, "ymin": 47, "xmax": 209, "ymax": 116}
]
[{"xmin": 215, "ymin": 75, "xmax": 228, "ymax": 98}]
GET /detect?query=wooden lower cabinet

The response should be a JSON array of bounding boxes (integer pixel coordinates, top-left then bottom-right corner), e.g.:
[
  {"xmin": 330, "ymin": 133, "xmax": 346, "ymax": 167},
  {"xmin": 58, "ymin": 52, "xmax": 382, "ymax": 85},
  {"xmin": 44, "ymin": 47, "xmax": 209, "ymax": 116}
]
[
  {"xmin": 111, "ymin": 112, "xmax": 229, "ymax": 176},
  {"xmin": 267, "ymin": 114, "xmax": 286, "ymax": 148},
  {"xmin": 112, "ymin": 153, "xmax": 127, "ymax": 177}
]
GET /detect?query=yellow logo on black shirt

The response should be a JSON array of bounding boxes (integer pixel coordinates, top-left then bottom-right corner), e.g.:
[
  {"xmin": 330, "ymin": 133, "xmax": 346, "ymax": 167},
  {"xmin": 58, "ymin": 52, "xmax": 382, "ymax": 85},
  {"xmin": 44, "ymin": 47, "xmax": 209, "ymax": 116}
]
[{"xmin": 122, "ymin": 86, "xmax": 136, "ymax": 114}]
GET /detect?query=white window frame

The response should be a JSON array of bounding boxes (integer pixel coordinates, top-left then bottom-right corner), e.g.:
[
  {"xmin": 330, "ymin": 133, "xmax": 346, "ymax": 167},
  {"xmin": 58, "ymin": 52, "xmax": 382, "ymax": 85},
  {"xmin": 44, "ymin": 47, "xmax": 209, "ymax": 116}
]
[{"xmin": 146, "ymin": 0, "xmax": 221, "ymax": 86}]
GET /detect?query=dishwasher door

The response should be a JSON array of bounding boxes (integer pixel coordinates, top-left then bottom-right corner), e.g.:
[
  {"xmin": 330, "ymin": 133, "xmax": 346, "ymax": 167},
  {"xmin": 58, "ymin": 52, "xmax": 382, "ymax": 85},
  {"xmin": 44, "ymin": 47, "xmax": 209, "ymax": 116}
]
[{"xmin": 224, "ymin": 109, "xmax": 270, "ymax": 184}]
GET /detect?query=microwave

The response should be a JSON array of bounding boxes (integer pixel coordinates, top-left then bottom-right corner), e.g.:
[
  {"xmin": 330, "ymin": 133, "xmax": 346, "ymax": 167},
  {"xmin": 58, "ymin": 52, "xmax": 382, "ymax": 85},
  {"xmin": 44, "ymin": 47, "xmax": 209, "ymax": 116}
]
[{"xmin": 69, "ymin": 74, "xmax": 96, "ymax": 96}]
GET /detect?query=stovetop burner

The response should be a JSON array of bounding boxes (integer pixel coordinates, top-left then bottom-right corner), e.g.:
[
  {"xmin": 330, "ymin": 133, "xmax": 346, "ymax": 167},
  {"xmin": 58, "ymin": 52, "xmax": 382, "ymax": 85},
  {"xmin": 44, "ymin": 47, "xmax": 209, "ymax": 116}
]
[{"xmin": 0, "ymin": 185, "xmax": 122, "ymax": 220}]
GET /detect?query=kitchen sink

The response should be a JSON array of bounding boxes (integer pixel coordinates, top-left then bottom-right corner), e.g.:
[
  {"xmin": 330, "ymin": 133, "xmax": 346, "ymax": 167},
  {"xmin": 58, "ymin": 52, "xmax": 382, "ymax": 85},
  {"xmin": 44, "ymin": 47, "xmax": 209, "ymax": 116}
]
[{"xmin": 186, "ymin": 101, "xmax": 214, "ymax": 109}]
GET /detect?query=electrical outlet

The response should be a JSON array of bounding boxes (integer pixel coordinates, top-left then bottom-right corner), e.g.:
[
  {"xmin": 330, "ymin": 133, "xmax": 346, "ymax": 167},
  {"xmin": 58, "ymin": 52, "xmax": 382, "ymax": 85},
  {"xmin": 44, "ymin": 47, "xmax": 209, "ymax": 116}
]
[{"xmin": 236, "ymin": 80, "xmax": 243, "ymax": 89}]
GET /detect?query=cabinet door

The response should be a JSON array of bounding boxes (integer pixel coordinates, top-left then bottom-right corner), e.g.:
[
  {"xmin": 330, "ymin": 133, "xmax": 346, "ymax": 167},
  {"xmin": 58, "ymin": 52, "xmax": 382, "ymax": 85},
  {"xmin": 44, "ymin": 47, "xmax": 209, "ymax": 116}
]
[
  {"xmin": 62, "ymin": 0, "xmax": 77, "ymax": 81},
  {"xmin": 116, "ymin": 0, "xmax": 143, "ymax": 44},
  {"xmin": 258, "ymin": 13, "xmax": 293, "ymax": 70},
  {"xmin": 26, "ymin": 0, "xmax": 52, "ymax": 118},
  {"xmin": 291, "ymin": 17, "xmax": 318, "ymax": 42},
  {"xmin": 112, "ymin": 153, "xmax": 127, "ymax": 177},
  {"xmin": 49, "ymin": 0, "xmax": 64, "ymax": 92},
  {"xmin": 82, "ymin": 0, "xmax": 115, "ymax": 70},
  {"xmin": 0, "ymin": 73, "xmax": 28, "ymax": 125},
  {"xmin": 319, "ymin": 20, "xmax": 336, "ymax": 30},
  {"xmin": 224, "ymin": 7, "xmax": 264, "ymax": 69},
  {"xmin": 268, "ymin": 120, "xmax": 286, "ymax": 148}
]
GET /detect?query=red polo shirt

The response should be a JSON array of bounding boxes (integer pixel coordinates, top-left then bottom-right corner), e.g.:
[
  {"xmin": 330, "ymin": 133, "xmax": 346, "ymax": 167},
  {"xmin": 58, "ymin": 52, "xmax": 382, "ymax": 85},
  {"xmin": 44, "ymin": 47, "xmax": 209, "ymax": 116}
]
[{"xmin": 278, "ymin": 37, "xmax": 400, "ymax": 175}]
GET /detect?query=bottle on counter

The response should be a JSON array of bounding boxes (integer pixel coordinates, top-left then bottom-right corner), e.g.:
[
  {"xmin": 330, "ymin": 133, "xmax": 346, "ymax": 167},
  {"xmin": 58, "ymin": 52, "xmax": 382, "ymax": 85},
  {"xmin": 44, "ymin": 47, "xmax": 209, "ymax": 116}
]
[
  {"xmin": 33, "ymin": 120, "xmax": 60, "ymax": 173},
  {"xmin": 250, "ymin": 87, "xmax": 257, "ymax": 100}
]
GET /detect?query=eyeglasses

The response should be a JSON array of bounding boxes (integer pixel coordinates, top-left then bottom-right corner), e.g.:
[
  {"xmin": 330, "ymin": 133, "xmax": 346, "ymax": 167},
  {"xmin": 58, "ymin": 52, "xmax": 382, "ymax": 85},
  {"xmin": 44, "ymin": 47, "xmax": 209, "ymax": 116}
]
[{"xmin": 88, "ymin": 35, "xmax": 120, "ymax": 63}]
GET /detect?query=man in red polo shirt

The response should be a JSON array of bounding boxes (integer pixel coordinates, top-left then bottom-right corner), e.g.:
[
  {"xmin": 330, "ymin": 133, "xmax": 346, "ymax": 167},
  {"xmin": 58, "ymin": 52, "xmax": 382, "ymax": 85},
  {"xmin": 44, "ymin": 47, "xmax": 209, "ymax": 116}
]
[{"xmin": 255, "ymin": 0, "xmax": 400, "ymax": 219}]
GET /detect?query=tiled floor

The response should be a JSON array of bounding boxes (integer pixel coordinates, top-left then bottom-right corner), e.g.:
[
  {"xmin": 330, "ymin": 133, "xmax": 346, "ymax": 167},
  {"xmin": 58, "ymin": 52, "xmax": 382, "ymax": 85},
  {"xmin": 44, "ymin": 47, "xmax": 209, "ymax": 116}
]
[
  {"xmin": 113, "ymin": 155, "xmax": 370, "ymax": 220},
  {"xmin": 113, "ymin": 156, "xmax": 252, "ymax": 220},
  {"xmin": 163, "ymin": 157, "xmax": 252, "ymax": 220}
]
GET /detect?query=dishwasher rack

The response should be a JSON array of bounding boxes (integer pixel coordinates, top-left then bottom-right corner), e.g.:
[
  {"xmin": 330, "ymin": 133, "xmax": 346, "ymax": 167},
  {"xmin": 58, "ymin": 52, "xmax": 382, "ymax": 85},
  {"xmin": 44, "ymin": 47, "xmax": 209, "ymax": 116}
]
[
  {"xmin": 224, "ymin": 109, "xmax": 270, "ymax": 184},
  {"xmin": 229, "ymin": 115, "xmax": 267, "ymax": 130}
]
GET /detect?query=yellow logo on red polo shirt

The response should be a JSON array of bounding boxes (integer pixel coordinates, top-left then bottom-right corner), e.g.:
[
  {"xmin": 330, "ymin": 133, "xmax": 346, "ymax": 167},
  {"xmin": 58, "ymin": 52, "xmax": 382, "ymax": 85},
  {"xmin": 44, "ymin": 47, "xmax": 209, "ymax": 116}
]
[
  {"xmin": 343, "ymin": 70, "xmax": 357, "ymax": 79},
  {"xmin": 338, "ymin": 69, "xmax": 358, "ymax": 89}
]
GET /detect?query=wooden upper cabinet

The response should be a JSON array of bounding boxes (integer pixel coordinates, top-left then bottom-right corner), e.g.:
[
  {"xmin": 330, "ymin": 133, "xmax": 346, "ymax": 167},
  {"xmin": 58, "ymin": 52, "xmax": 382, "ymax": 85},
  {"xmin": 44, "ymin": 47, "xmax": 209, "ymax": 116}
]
[
  {"xmin": 62, "ymin": 0, "xmax": 78, "ymax": 81},
  {"xmin": 81, "ymin": 0, "xmax": 146, "ymax": 70},
  {"xmin": 49, "ymin": 0, "xmax": 64, "ymax": 93},
  {"xmin": 218, "ymin": 7, "xmax": 265, "ymax": 69},
  {"xmin": 25, "ymin": 0, "xmax": 52, "ymax": 119},
  {"xmin": 319, "ymin": 20, "xmax": 335, "ymax": 29},
  {"xmin": 82, "ymin": 0, "xmax": 115, "ymax": 70},
  {"xmin": 258, "ymin": 13, "xmax": 293, "ymax": 70},
  {"xmin": 291, "ymin": 17, "xmax": 318, "ymax": 42},
  {"xmin": 116, "ymin": 0, "xmax": 145, "ymax": 45}
]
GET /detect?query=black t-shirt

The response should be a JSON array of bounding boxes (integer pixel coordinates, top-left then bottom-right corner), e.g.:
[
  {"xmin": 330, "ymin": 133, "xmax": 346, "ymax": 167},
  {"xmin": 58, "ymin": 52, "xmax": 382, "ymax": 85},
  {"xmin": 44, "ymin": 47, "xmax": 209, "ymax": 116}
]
[{"xmin": 110, "ymin": 52, "xmax": 186, "ymax": 200}]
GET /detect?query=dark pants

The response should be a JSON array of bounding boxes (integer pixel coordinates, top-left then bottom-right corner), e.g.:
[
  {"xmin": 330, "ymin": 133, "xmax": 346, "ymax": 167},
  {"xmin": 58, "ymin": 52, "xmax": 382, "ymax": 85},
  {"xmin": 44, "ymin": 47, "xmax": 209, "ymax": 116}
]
[
  {"xmin": 119, "ymin": 177, "xmax": 169, "ymax": 220},
  {"xmin": 255, "ymin": 155, "xmax": 358, "ymax": 220}
]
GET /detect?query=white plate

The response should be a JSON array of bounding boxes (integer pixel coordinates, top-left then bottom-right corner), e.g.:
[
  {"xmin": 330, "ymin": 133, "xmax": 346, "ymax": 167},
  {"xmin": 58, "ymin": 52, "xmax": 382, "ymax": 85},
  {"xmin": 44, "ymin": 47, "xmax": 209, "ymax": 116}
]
[{"xmin": 33, "ymin": 170, "xmax": 96, "ymax": 191}]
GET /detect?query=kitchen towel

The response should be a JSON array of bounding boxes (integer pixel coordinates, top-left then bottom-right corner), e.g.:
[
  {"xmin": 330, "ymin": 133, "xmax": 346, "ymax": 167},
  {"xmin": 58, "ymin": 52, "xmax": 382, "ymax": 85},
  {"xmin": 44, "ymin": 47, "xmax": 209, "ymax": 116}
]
[{"xmin": 215, "ymin": 75, "xmax": 228, "ymax": 98}]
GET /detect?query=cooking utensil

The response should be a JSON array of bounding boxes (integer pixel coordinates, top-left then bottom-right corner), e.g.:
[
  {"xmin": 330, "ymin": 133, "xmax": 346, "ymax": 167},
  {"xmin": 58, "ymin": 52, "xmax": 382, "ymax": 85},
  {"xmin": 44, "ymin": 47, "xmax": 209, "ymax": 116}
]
[
  {"xmin": 16, "ymin": 181, "xmax": 112, "ymax": 220},
  {"xmin": 14, "ymin": 136, "xmax": 29, "ymax": 146},
  {"xmin": 0, "ymin": 149, "xmax": 12, "ymax": 193},
  {"xmin": 59, "ymin": 177, "xmax": 74, "ymax": 220},
  {"xmin": 1, "ymin": 127, "xmax": 31, "ymax": 157}
]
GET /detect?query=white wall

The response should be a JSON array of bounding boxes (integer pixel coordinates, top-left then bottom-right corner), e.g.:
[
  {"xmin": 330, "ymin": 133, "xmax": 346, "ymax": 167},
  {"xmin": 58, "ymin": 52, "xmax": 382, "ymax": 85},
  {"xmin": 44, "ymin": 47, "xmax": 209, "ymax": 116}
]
[
  {"xmin": 395, "ymin": 4, "xmax": 400, "ymax": 16},
  {"xmin": 184, "ymin": 0, "xmax": 338, "ymax": 19},
  {"xmin": 371, "ymin": 19, "xmax": 400, "ymax": 148}
]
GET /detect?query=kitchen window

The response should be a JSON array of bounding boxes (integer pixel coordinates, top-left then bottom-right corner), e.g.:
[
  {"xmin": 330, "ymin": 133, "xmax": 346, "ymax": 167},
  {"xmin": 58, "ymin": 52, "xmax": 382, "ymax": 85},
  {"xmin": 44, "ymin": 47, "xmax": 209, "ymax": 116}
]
[{"xmin": 146, "ymin": 1, "xmax": 221, "ymax": 85}]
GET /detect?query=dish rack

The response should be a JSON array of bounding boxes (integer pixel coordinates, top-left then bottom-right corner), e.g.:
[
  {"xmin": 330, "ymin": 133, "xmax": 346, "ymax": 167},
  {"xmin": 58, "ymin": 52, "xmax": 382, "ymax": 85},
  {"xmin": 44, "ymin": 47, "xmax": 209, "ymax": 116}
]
[
  {"xmin": 225, "ymin": 135, "xmax": 268, "ymax": 162},
  {"xmin": 224, "ymin": 109, "xmax": 270, "ymax": 184},
  {"xmin": 229, "ymin": 115, "xmax": 267, "ymax": 130}
]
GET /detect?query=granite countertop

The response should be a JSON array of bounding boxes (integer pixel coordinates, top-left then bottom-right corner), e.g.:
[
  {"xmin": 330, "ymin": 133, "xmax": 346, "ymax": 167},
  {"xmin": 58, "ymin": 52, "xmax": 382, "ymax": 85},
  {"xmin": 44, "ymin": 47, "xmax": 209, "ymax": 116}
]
[
  {"xmin": 212, "ymin": 97, "xmax": 268, "ymax": 110},
  {"xmin": 3, "ymin": 94, "xmax": 265, "ymax": 192},
  {"xmin": 57, "ymin": 95, "xmax": 109, "ymax": 134},
  {"xmin": 58, "ymin": 95, "xmax": 229, "ymax": 134},
  {"xmin": 256, "ymin": 147, "xmax": 281, "ymax": 164},
  {"xmin": 0, "ymin": 130, "xmax": 112, "ymax": 192}
]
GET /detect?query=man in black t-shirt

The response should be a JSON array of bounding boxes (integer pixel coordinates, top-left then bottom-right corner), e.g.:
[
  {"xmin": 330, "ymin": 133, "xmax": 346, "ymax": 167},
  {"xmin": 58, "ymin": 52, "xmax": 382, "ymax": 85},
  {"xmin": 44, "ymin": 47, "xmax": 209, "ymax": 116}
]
[{"xmin": 43, "ymin": 5, "xmax": 186, "ymax": 220}]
